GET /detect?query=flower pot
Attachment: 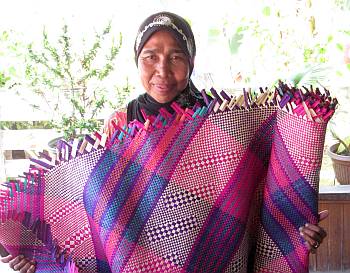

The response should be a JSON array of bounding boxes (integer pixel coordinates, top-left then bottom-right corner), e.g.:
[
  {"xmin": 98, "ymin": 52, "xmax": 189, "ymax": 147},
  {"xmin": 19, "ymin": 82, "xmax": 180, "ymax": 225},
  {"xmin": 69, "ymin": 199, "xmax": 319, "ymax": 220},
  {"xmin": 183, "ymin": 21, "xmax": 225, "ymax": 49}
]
[
  {"xmin": 48, "ymin": 135, "xmax": 85, "ymax": 155},
  {"xmin": 327, "ymin": 143, "xmax": 350, "ymax": 184},
  {"xmin": 48, "ymin": 136, "xmax": 64, "ymax": 154}
]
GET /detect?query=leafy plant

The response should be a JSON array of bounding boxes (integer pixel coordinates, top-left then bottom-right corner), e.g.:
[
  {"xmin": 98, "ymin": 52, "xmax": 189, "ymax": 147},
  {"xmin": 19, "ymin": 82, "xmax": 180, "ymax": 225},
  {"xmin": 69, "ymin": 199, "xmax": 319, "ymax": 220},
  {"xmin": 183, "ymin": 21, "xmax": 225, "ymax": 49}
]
[
  {"xmin": 0, "ymin": 30, "xmax": 20, "ymax": 88},
  {"xmin": 108, "ymin": 77, "xmax": 134, "ymax": 111},
  {"xmin": 289, "ymin": 64, "xmax": 330, "ymax": 87},
  {"xmin": 329, "ymin": 109, "xmax": 350, "ymax": 156},
  {"xmin": 24, "ymin": 22, "xmax": 123, "ymax": 140},
  {"xmin": 224, "ymin": 25, "xmax": 247, "ymax": 56},
  {"xmin": 0, "ymin": 71, "xmax": 10, "ymax": 87},
  {"xmin": 0, "ymin": 121, "xmax": 53, "ymax": 130},
  {"xmin": 330, "ymin": 121, "xmax": 350, "ymax": 156}
]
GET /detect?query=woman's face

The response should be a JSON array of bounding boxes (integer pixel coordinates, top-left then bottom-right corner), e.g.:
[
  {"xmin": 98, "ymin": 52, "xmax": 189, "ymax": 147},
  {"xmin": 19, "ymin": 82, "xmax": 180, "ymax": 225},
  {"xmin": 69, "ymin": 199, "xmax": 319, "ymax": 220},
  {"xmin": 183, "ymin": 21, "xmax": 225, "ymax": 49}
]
[{"xmin": 138, "ymin": 30, "xmax": 190, "ymax": 103}]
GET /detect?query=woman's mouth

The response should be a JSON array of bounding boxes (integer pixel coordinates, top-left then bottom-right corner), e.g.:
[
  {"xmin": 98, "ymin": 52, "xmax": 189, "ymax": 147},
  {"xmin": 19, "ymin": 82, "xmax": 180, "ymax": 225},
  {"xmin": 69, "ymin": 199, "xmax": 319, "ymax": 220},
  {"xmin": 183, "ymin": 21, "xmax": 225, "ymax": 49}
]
[{"xmin": 153, "ymin": 83, "xmax": 172, "ymax": 91}]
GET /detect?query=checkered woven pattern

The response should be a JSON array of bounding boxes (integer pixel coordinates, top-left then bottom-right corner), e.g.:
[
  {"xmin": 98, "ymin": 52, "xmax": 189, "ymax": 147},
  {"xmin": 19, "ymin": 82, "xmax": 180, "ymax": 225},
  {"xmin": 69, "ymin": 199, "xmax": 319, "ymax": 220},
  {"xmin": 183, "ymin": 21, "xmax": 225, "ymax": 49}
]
[
  {"xmin": 0, "ymin": 83, "xmax": 335, "ymax": 272},
  {"xmin": 0, "ymin": 211, "xmax": 79, "ymax": 272}
]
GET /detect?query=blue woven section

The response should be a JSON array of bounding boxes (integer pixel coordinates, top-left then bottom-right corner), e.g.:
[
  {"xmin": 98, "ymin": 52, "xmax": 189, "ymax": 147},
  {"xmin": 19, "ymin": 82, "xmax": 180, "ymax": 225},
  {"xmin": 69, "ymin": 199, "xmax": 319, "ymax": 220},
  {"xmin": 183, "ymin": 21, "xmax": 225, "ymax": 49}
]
[
  {"xmin": 271, "ymin": 188, "xmax": 308, "ymax": 229},
  {"xmin": 248, "ymin": 112, "xmax": 276, "ymax": 165},
  {"xmin": 184, "ymin": 114, "xmax": 277, "ymax": 273},
  {"xmin": 96, "ymin": 259, "xmax": 112, "ymax": 273},
  {"xmin": 84, "ymin": 151, "xmax": 119, "ymax": 217},
  {"xmin": 110, "ymin": 174, "xmax": 168, "ymax": 271},
  {"xmin": 292, "ymin": 178, "xmax": 318, "ymax": 216},
  {"xmin": 262, "ymin": 202, "xmax": 308, "ymax": 273},
  {"xmin": 98, "ymin": 128, "xmax": 166, "ymax": 240},
  {"xmin": 108, "ymin": 119, "xmax": 205, "ymax": 271},
  {"xmin": 268, "ymin": 128, "xmax": 317, "ymax": 227},
  {"xmin": 261, "ymin": 204, "xmax": 294, "ymax": 255},
  {"xmin": 99, "ymin": 161, "xmax": 143, "ymax": 231},
  {"xmin": 186, "ymin": 207, "xmax": 245, "ymax": 273}
]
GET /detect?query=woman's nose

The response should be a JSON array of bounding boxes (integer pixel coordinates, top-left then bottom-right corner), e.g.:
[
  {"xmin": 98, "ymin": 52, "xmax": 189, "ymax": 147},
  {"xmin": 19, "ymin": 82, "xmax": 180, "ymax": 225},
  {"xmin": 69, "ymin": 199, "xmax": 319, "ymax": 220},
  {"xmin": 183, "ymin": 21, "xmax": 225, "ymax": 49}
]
[{"xmin": 155, "ymin": 58, "xmax": 170, "ymax": 77}]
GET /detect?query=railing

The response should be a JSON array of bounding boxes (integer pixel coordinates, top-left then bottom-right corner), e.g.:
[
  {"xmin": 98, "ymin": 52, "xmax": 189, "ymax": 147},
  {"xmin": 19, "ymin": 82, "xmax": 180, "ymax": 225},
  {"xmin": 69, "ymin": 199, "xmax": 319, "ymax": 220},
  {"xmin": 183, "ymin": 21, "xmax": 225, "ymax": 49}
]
[
  {"xmin": 0, "ymin": 129, "xmax": 60, "ymax": 180},
  {"xmin": 0, "ymin": 90, "xmax": 60, "ymax": 180}
]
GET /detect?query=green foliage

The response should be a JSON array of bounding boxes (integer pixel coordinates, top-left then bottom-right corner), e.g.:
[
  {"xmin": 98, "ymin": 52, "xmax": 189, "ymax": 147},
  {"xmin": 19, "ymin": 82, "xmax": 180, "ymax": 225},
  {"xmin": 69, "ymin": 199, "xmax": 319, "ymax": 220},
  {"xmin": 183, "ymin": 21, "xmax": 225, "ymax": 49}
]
[
  {"xmin": 51, "ymin": 116, "xmax": 103, "ymax": 141},
  {"xmin": 208, "ymin": 28, "xmax": 221, "ymax": 38},
  {"xmin": 290, "ymin": 64, "xmax": 330, "ymax": 87},
  {"xmin": 334, "ymin": 0, "xmax": 350, "ymax": 10},
  {"xmin": 222, "ymin": 21, "xmax": 248, "ymax": 56},
  {"xmin": 330, "ymin": 127, "xmax": 350, "ymax": 156},
  {"xmin": 0, "ymin": 71, "xmax": 10, "ymax": 87},
  {"xmin": 108, "ymin": 78, "xmax": 133, "ymax": 111},
  {"xmin": 337, "ymin": 136, "xmax": 350, "ymax": 155},
  {"xmin": 24, "ymin": 22, "xmax": 125, "ymax": 140},
  {"xmin": 227, "ymin": 27, "xmax": 246, "ymax": 55},
  {"xmin": 0, "ymin": 121, "xmax": 53, "ymax": 130},
  {"xmin": 0, "ymin": 30, "xmax": 20, "ymax": 88},
  {"xmin": 215, "ymin": 1, "xmax": 350, "ymax": 87},
  {"xmin": 336, "ymin": 43, "xmax": 344, "ymax": 51},
  {"xmin": 262, "ymin": 6, "xmax": 271, "ymax": 16}
]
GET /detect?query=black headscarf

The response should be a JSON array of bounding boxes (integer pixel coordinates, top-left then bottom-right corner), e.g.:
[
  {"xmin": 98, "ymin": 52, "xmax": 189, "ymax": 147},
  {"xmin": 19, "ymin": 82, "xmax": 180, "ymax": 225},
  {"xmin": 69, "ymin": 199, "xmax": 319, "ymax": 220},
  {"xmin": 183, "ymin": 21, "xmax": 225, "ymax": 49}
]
[
  {"xmin": 128, "ymin": 11, "xmax": 210, "ymax": 123},
  {"xmin": 134, "ymin": 11, "xmax": 196, "ymax": 74}
]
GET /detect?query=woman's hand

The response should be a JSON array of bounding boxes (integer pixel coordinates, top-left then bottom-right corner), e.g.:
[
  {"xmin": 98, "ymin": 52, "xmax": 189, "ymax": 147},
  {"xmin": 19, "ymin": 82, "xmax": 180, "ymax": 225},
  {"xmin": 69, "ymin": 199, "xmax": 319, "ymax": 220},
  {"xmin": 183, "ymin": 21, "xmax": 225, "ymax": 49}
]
[
  {"xmin": 0, "ymin": 243, "xmax": 9, "ymax": 257},
  {"xmin": 0, "ymin": 254, "xmax": 36, "ymax": 273},
  {"xmin": 299, "ymin": 210, "xmax": 328, "ymax": 253}
]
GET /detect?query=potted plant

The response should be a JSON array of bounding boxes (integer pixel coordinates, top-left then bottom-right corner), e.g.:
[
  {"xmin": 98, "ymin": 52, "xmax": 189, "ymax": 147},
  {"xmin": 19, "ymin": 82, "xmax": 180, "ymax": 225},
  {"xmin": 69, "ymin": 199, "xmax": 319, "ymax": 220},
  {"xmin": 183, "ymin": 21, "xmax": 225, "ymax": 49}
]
[
  {"xmin": 23, "ymin": 21, "xmax": 129, "ymax": 145},
  {"xmin": 328, "ymin": 127, "xmax": 350, "ymax": 184}
]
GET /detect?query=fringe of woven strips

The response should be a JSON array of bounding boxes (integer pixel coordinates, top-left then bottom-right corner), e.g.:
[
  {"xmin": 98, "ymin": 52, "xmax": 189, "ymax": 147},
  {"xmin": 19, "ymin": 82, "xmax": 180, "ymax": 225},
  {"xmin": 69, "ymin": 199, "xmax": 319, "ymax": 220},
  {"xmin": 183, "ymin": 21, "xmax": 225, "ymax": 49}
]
[{"xmin": 0, "ymin": 81, "xmax": 337, "ymax": 273}]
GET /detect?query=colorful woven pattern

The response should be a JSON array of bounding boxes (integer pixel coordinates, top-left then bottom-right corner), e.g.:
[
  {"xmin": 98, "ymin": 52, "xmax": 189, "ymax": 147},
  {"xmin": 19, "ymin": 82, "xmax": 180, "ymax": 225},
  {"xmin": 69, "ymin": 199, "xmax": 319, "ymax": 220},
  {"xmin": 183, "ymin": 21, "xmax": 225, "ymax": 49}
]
[
  {"xmin": 0, "ymin": 170, "xmax": 79, "ymax": 272},
  {"xmin": 0, "ymin": 82, "xmax": 336, "ymax": 272}
]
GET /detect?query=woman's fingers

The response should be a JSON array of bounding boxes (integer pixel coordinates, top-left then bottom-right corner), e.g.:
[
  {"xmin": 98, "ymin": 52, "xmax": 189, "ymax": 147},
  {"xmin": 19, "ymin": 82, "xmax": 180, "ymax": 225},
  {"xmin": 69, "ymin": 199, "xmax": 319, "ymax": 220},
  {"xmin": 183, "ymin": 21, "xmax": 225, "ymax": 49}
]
[
  {"xmin": 19, "ymin": 261, "xmax": 36, "ymax": 273},
  {"xmin": 300, "ymin": 227, "xmax": 321, "ymax": 244},
  {"xmin": 305, "ymin": 223, "xmax": 327, "ymax": 239},
  {"xmin": 0, "ymin": 254, "xmax": 36, "ymax": 272},
  {"xmin": 299, "ymin": 229, "xmax": 319, "ymax": 253},
  {"xmin": 8, "ymin": 255, "xmax": 24, "ymax": 269},
  {"xmin": 318, "ymin": 210, "xmax": 329, "ymax": 222},
  {"xmin": 27, "ymin": 264, "xmax": 36, "ymax": 273},
  {"xmin": 299, "ymin": 210, "xmax": 329, "ymax": 254},
  {"xmin": 0, "ymin": 243, "xmax": 9, "ymax": 257},
  {"xmin": 0, "ymin": 254, "xmax": 13, "ymax": 263},
  {"xmin": 14, "ymin": 257, "xmax": 30, "ymax": 270}
]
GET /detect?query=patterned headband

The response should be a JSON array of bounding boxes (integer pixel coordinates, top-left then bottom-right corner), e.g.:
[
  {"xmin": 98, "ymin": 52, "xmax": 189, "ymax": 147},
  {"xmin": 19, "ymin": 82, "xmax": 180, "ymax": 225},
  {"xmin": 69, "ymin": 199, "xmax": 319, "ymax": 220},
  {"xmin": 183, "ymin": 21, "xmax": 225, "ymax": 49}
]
[{"xmin": 135, "ymin": 14, "xmax": 194, "ymax": 58}]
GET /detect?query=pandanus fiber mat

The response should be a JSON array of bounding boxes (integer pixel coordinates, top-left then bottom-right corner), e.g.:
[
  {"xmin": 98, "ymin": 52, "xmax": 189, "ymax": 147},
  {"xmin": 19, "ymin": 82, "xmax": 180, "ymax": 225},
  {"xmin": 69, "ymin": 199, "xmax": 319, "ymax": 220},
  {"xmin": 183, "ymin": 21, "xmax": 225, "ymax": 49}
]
[{"xmin": 0, "ymin": 81, "xmax": 336, "ymax": 272}]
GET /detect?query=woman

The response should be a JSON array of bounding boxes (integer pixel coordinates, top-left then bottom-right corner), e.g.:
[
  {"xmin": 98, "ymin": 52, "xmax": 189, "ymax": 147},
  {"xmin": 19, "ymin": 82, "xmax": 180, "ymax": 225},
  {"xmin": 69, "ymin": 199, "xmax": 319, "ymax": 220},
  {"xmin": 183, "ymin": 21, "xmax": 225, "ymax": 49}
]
[
  {"xmin": 1, "ymin": 11, "xmax": 327, "ymax": 272},
  {"xmin": 105, "ymin": 11, "xmax": 207, "ymax": 136},
  {"xmin": 106, "ymin": 9, "xmax": 328, "ymax": 255}
]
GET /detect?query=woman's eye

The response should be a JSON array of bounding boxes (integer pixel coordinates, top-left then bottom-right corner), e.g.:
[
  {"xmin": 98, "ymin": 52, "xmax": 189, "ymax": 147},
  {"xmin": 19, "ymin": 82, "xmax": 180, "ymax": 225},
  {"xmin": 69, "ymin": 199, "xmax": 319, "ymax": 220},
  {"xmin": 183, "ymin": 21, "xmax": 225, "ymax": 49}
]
[
  {"xmin": 171, "ymin": 54, "xmax": 185, "ymax": 62},
  {"xmin": 145, "ymin": 55, "xmax": 155, "ymax": 60},
  {"xmin": 141, "ymin": 55, "xmax": 157, "ymax": 64}
]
